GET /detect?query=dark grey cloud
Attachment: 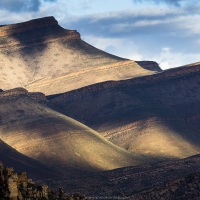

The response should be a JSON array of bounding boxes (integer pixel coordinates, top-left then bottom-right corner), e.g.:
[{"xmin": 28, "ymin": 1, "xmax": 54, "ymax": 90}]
[
  {"xmin": 66, "ymin": 8, "xmax": 200, "ymax": 62},
  {"xmin": 43, "ymin": 0, "xmax": 57, "ymax": 2},
  {"xmin": 67, "ymin": 12, "xmax": 179, "ymax": 38},
  {"xmin": 0, "ymin": 0, "xmax": 41, "ymax": 12},
  {"xmin": 0, "ymin": 0, "xmax": 58, "ymax": 13}
]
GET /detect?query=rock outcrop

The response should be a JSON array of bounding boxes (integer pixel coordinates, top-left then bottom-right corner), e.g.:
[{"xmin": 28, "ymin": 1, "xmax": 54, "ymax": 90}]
[
  {"xmin": 0, "ymin": 161, "xmax": 49, "ymax": 200},
  {"xmin": 0, "ymin": 87, "xmax": 47, "ymax": 104},
  {"xmin": 0, "ymin": 161, "xmax": 86, "ymax": 200},
  {"xmin": 0, "ymin": 16, "xmax": 80, "ymax": 48},
  {"xmin": 136, "ymin": 61, "xmax": 162, "ymax": 72},
  {"xmin": 28, "ymin": 92, "xmax": 48, "ymax": 104},
  {"xmin": 0, "ymin": 16, "xmax": 156, "ymax": 95}
]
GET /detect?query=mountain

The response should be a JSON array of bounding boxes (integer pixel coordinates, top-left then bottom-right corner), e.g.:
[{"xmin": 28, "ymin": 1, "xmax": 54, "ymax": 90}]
[
  {"xmin": 0, "ymin": 16, "xmax": 159, "ymax": 95},
  {"xmin": 48, "ymin": 62, "xmax": 200, "ymax": 160},
  {"xmin": 0, "ymin": 88, "xmax": 152, "ymax": 173},
  {"xmin": 1, "ymin": 16, "xmax": 200, "ymax": 198}
]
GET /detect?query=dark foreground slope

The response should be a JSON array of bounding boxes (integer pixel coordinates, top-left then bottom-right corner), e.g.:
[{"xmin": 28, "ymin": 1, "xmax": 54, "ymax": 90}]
[
  {"xmin": 2, "ymin": 155, "xmax": 200, "ymax": 199},
  {"xmin": 0, "ymin": 16, "xmax": 157, "ymax": 95},
  {"xmin": 48, "ymin": 62, "xmax": 200, "ymax": 160},
  {"xmin": 46, "ymin": 154, "xmax": 200, "ymax": 199},
  {"xmin": 0, "ymin": 88, "xmax": 151, "ymax": 174},
  {"xmin": 131, "ymin": 171, "xmax": 200, "ymax": 199}
]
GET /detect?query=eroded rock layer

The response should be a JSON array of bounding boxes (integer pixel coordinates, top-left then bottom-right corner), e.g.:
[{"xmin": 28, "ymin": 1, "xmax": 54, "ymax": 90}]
[{"xmin": 0, "ymin": 16, "xmax": 155, "ymax": 95}]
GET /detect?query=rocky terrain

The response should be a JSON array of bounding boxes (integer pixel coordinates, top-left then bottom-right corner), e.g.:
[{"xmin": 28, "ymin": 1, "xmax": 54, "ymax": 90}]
[
  {"xmin": 0, "ymin": 16, "xmax": 156, "ymax": 95},
  {"xmin": 131, "ymin": 172, "xmax": 200, "ymax": 199},
  {"xmin": 0, "ymin": 161, "xmax": 86, "ymax": 200},
  {"xmin": 45, "ymin": 154, "xmax": 200, "ymax": 199},
  {"xmin": 2, "ymin": 155, "xmax": 200, "ymax": 199},
  {"xmin": 0, "ymin": 161, "xmax": 49, "ymax": 200}
]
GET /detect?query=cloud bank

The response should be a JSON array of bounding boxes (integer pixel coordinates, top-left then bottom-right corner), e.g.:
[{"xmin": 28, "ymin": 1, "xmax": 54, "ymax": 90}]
[
  {"xmin": 0, "ymin": 0, "xmax": 41, "ymax": 12},
  {"xmin": 132, "ymin": 0, "xmax": 193, "ymax": 6}
]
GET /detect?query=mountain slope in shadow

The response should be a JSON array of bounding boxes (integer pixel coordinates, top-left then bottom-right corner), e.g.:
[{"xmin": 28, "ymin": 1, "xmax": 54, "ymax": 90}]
[
  {"xmin": 0, "ymin": 139, "xmax": 59, "ymax": 180},
  {"xmin": 48, "ymin": 62, "xmax": 200, "ymax": 160},
  {"xmin": 46, "ymin": 154, "xmax": 200, "ymax": 198}
]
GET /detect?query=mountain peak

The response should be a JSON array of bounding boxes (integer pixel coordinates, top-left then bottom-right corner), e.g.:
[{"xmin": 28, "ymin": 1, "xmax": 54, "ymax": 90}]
[
  {"xmin": 0, "ymin": 16, "xmax": 59, "ymax": 37},
  {"xmin": 0, "ymin": 16, "xmax": 155, "ymax": 95}
]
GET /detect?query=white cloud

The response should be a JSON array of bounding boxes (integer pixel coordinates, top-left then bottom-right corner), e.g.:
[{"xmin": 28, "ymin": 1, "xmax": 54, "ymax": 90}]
[
  {"xmin": 83, "ymin": 36, "xmax": 144, "ymax": 61},
  {"xmin": 162, "ymin": 47, "xmax": 171, "ymax": 53},
  {"xmin": 152, "ymin": 49, "xmax": 200, "ymax": 69}
]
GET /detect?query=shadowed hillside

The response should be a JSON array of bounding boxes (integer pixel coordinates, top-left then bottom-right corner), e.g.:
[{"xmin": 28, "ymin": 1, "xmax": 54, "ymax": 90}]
[
  {"xmin": 0, "ymin": 88, "xmax": 153, "ymax": 173},
  {"xmin": 0, "ymin": 16, "xmax": 158, "ymax": 95},
  {"xmin": 46, "ymin": 154, "xmax": 200, "ymax": 198},
  {"xmin": 48, "ymin": 62, "xmax": 200, "ymax": 160},
  {"xmin": 0, "ymin": 139, "xmax": 60, "ymax": 180}
]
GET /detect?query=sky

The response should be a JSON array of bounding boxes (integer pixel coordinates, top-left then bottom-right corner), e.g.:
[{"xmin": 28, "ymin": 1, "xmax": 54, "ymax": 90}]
[{"xmin": 0, "ymin": 0, "xmax": 199, "ymax": 69}]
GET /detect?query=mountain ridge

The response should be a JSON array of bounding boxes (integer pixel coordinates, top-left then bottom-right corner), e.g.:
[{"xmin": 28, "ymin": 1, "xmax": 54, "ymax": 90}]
[
  {"xmin": 48, "ymin": 61, "xmax": 200, "ymax": 160},
  {"xmin": 0, "ymin": 16, "xmax": 157, "ymax": 95},
  {"xmin": 48, "ymin": 61, "xmax": 200, "ymax": 100},
  {"xmin": 0, "ymin": 88, "xmax": 152, "ymax": 173}
]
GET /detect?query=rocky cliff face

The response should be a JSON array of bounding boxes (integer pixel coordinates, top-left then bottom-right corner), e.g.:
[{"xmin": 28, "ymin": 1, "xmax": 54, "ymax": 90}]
[
  {"xmin": 136, "ymin": 61, "xmax": 162, "ymax": 72},
  {"xmin": 0, "ymin": 88, "xmax": 47, "ymax": 104},
  {"xmin": 0, "ymin": 161, "xmax": 86, "ymax": 200},
  {"xmin": 0, "ymin": 16, "xmax": 80, "ymax": 48},
  {"xmin": 0, "ymin": 161, "xmax": 49, "ymax": 200},
  {"xmin": 0, "ymin": 16, "xmax": 58, "ymax": 36}
]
